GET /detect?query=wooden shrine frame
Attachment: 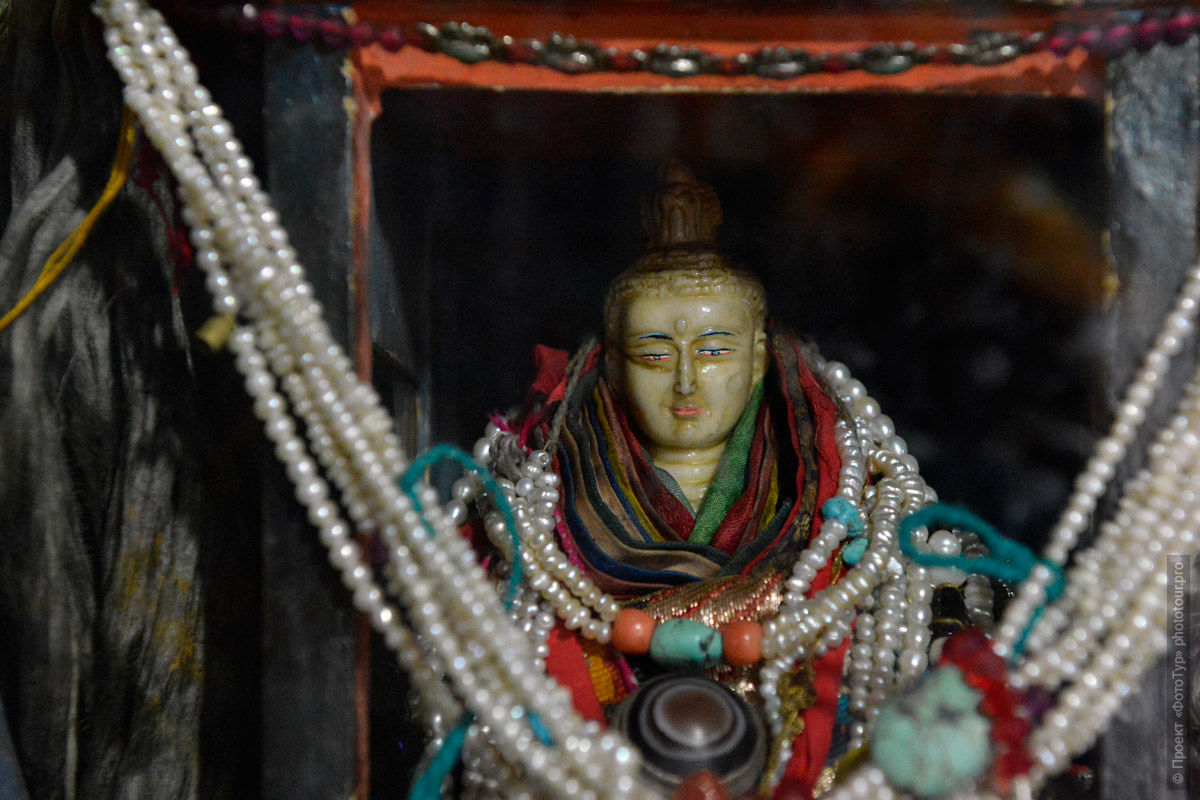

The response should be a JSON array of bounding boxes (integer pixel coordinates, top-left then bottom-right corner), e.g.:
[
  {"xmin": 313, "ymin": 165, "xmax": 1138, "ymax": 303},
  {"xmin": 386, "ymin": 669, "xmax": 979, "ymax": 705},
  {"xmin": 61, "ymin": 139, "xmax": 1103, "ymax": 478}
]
[{"xmin": 253, "ymin": 6, "xmax": 1198, "ymax": 798}]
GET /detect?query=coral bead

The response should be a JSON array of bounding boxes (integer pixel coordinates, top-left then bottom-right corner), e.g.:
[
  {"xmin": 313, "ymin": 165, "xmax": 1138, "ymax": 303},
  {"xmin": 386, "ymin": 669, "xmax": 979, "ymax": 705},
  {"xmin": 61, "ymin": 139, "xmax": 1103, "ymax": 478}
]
[
  {"xmin": 671, "ymin": 770, "xmax": 731, "ymax": 800},
  {"xmin": 612, "ymin": 608, "xmax": 657, "ymax": 655},
  {"xmin": 720, "ymin": 620, "xmax": 763, "ymax": 667}
]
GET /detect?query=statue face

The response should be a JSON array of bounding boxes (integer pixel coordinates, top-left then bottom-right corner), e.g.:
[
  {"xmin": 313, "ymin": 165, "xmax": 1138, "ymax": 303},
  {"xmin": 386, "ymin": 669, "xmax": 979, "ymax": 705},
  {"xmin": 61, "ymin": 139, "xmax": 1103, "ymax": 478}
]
[{"xmin": 618, "ymin": 292, "xmax": 767, "ymax": 452}]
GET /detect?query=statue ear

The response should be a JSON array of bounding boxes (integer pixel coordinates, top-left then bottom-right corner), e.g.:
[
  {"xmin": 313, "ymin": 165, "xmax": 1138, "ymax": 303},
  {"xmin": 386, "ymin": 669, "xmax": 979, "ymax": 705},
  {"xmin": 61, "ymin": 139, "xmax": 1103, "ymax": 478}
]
[{"xmin": 752, "ymin": 330, "xmax": 768, "ymax": 385}]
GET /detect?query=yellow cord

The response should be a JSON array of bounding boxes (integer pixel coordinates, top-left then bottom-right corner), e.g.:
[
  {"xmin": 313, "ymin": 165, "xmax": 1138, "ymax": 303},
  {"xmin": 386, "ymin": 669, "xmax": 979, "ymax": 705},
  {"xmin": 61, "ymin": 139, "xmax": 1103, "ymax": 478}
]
[{"xmin": 0, "ymin": 106, "xmax": 138, "ymax": 334}]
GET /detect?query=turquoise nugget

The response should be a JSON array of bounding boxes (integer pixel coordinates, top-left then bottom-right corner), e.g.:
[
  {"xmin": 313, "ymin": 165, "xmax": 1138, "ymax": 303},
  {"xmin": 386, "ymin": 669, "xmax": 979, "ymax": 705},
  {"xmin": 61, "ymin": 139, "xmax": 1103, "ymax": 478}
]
[{"xmin": 649, "ymin": 619, "xmax": 723, "ymax": 668}]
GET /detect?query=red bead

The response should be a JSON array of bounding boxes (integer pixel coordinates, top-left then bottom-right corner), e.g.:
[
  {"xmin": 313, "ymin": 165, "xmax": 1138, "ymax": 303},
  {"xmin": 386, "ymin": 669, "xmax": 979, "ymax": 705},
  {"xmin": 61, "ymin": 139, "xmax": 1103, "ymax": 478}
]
[
  {"xmin": 771, "ymin": 776, "xmax": 810, "ymax": 800},
  {"xmin": 1077, "ymin": 27, "xmax": 1103, "ymax": 53},
  {"xmin": 348, "ymin": 21, "xmax": 376, "ymax": 48},
  {"xmin": 609, "ymin": 50, "xmax": 641, "ymax": 71},
  {"xmin": 720, "ymin": 620, "xmax": 763, "ymax": 667},
  {"xmin": 377, "ymin": 27, "xmax": 407, "ymax": 52},
  {"xmin": 286, "ymin": 15, "xmax": 314, "ymax": 43},
  {"xmin": 715, "ymin": 56, "xmax": 744, "ymax": 75},
  {"xmin": 506, "ymin": 42, "xmax": 538, "ymax": 63},
  {"xmin": 259, "ymin": 8, "xmax": 283, "ymax": 39},
  {"xmin": 994, "ymin": 748, "xmax": 1035, "ymax": 780},
  {"xmin": 978, "ymin": 686, "xmax": 1016, "ymax": 718},
  {"xmin": 1104, "ymin": 23, "xmax": 1134, "ymax": 54},
  {"xmin": 989, "ymin": 715, "xmax": 1032, "ymax": 747},
  {"xmin": 318, "ymin": 19, "xmax": 346, "ymax": 48},
  {"xmin": 1048, "ymin": 33, "xmax": 1076, "ymax": 57},
  {"xmin": 1165, "ymin": 12, "xmax": 1195, "ymax": 45},
  {"xmin": 927, "ymin": 50, "xmax": 953, "ymax": 66},
  {"xmin": 939, "ymin": 629, "xmax": 990, "ymax": 668},
  {"xmin": 1136, "ymin": 19, "xmax": 1163, "ymax": 50},
  {"xmin": 612, "ymin": 609, "xmax": 656, "ymax": 655},
  {"xmin": 972, "ymin": 649, "xmax": 1007, "ymax": 681},
  {"xmin": 822, "ymin": 55, "xmax": 849, "ymax": 72}
]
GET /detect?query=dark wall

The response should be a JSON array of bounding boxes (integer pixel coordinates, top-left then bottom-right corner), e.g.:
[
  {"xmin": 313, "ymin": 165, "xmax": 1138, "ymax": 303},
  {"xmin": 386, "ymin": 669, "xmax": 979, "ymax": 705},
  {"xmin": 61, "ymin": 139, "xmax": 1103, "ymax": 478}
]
[{"xmin": 372, "ymin": 88, "xmax": 1108, "ymax": 550}]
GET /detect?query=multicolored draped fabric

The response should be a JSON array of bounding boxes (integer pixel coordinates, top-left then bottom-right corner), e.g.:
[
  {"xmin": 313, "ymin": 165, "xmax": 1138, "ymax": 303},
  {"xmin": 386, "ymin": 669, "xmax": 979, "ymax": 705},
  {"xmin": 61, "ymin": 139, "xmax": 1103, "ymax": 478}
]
[
  {"xmin": 534, "ymin": 331, "xmax": 843, "ymax": 600},
  {"xmin": 525, "ymin": 331, "xmax": 849, "ymax": 799}
]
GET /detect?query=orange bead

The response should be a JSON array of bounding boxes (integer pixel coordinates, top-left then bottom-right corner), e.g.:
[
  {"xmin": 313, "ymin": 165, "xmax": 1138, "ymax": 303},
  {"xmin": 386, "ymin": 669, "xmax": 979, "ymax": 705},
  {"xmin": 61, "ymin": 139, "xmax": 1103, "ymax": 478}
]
[
  {"xmin": 720, "ymin": 620, "xmax": 763, "ymax": 667},
  {"xmin": 671, "ymin": 770, "xmax": 730, "ymax": 800},
  {"xmin": 612, "ymin": 608, "xmax": 657, "ymax": 655}
]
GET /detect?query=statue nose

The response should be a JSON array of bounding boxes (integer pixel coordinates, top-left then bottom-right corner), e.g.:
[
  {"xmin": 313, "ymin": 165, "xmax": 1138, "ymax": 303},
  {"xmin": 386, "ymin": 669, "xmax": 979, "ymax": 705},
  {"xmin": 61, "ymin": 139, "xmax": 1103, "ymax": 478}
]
[{"xmin": 675, "ymin": 353, "xmax": 696, "ymax": 395}]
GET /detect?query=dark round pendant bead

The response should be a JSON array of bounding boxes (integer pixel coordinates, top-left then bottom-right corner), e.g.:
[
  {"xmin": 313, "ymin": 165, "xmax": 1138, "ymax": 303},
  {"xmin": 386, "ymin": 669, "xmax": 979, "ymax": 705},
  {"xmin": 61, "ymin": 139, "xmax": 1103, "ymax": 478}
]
[
  {"xmin": 413, "ymin": 23, "xmax": 441, "ymax": 52},
  {"xmin": 610, "ymin": 675, "xmax": 767, "ymax": 797}
]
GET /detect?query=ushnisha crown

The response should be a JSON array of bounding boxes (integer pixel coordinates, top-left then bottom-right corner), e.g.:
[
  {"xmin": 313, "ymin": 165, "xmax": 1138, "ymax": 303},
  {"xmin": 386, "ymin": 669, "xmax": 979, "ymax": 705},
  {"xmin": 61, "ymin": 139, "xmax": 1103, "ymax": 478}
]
[{"xmin": 604, "ymin": 161, "xmax": 767, "ymax": 345}]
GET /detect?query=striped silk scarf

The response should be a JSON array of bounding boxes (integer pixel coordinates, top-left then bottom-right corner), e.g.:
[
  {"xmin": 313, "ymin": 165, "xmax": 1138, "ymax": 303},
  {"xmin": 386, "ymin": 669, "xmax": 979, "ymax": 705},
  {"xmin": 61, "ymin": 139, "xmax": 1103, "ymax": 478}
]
[{"xmin": 538, "ymin": 331, "xmax": 843, "ymax": 600}]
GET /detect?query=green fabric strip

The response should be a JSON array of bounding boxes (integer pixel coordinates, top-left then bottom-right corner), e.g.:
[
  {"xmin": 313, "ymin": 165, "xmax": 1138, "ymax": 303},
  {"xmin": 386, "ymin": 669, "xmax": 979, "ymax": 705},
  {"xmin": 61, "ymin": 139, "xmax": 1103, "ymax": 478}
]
[{"xmin": 688, "ymin": 381, "xmax": 764, "ymax": 545}]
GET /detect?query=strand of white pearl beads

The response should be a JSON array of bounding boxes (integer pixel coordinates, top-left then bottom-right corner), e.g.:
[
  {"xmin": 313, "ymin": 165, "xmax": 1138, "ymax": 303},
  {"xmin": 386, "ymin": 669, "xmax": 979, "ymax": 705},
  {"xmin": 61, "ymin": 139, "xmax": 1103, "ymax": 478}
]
[
  {"xmin": 470, "ymin": 426, "xmax": 620, "ymax": 639},
  {"xmin": 762, "ymin": 454, "xmax": 925, "ymax": 770},
  {"xmin": 95, "ymin": 2, "xmax": 472, "ymax": 743},
  {"xmin": 461, "ymin": 439, "xmax": 562, "ymax": 663},
  {"xmin": 994, "ymin": 263, "xmax": 1200, "ymax": 659},
  {"xmin": 1020, "ymin": 378, "xmax": 1200, "ymax": 784},
  {"xmin": 824, "ymin": 342, "xmax": 1200, "ymax": 797},
  {"xmin": 95, "ymin": 0, "xmax": 447, "ymax": 686},
  {"xmin": 228, "ymin": 326, "xmax": 470, "ymax": 726},
  {"xmin": 820, "ymin": 361, "xmax": 942, "ymax": 710},
  {"xmin": 755, "ymin": 414, "xmax": 869, "ymax": 724},
  {"xmin": 1019, "ymin": 374, "xmax": 1200, "ymax": 676},
  {"xmin": 99, "ymin": 1, "xmax": 407, "ymax": 511},
  {"xmin": 96, "ymin": 6, "xmax": 653, "ymax": 797}
]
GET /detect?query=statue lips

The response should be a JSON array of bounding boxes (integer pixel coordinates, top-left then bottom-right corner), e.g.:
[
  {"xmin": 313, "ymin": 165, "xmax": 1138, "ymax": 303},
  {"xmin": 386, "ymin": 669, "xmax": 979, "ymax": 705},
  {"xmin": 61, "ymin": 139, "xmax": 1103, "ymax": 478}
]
[{"xmin": 671, "ymin": 405, "xmax": 705, "ymax": 418}]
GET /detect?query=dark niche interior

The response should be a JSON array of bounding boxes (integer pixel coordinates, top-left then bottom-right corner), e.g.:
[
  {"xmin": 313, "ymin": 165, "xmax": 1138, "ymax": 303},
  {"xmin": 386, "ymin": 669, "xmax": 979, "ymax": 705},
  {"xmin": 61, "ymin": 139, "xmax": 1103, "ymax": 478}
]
[
  {"xmin": 370, "ymin": 87, "xmax": 1107, "ymax": 552},
  {"xmin": 365, "ymin": 85, "xmax": 1108, "ymax": 798}
]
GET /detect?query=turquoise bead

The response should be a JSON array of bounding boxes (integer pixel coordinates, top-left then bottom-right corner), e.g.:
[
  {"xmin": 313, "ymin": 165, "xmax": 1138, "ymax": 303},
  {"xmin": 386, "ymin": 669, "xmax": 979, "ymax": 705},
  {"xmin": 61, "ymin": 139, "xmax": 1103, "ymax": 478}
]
[
  {"xmin": 871, "ymin": 667, "xmax": 991, "ymax": 798},
  {"xmin": 842, "ymin": 536, "xmax": 868, "ymax": 565},
  {"xmin": 648, "ymin": 619, "xmax": 723, "ymax": 668}
]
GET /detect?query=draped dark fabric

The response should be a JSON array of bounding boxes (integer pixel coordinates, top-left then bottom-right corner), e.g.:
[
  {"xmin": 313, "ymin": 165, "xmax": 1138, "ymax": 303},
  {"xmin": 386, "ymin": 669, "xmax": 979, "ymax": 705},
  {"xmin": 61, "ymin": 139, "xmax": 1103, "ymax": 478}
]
[{"xmin": 0, "ymin": 3, "xmax": 261, "ymax": 798}]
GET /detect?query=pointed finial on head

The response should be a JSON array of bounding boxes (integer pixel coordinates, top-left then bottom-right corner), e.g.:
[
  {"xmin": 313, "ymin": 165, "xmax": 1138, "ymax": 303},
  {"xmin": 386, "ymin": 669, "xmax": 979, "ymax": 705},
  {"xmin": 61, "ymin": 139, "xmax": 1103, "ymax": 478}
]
[{"xmin": 639, "ymin": 159, "xmax": 723, "ymax": 253}]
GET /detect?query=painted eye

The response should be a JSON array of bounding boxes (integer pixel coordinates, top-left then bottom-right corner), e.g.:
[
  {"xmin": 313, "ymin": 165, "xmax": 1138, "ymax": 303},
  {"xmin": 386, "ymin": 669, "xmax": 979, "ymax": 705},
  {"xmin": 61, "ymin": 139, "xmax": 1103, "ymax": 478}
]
[
  {"xmin": 639, "ymin": 353, "xmax": 672, "ymax": 362},
  {"xmin": 698, "ymin": 347, "xmax": 732, "ymax": 357}
]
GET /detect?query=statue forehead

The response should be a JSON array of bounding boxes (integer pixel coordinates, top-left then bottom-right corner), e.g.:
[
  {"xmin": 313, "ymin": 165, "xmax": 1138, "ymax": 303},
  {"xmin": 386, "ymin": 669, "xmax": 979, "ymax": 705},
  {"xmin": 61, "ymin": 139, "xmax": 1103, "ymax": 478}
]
[{"xmin": 620, "ymin": 291, "xmax": 757, "ymax": 334}]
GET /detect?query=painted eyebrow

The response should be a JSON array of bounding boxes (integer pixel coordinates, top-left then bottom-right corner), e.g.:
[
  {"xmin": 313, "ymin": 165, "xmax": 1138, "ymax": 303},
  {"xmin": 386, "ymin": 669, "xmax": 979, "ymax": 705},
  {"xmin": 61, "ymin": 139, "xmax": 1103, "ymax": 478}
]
[
  {"xmin": 635, "ymin": 333, "xmax": 674, "ymax": 341},
  {"xmin": 697, "ymin": 329, "xmax": 736, "ymax": 337}
]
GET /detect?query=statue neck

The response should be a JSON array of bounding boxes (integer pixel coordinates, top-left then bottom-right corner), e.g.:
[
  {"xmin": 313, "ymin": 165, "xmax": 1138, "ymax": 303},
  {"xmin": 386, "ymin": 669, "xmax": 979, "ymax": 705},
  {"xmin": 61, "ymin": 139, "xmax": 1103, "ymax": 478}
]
[{"xmin": 646, "ymin": 443, "xmax": 726, "ymax": 510}]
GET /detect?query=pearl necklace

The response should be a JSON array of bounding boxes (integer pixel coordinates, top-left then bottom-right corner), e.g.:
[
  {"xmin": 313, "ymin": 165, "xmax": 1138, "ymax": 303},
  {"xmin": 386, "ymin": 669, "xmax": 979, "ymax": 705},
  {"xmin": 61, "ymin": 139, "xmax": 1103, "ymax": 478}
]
[
  {"xmin": 466, "ymin": 351, "xmax": 987, "ymax": 785},
  {"xmin": 91, "ymin": 3, "xmax": 1197, "ymax": 797},
  {"xmin": 815, "ymin": 270, "xmax": 1200, "ymax": 800},
  {"xmin": 95, "ymin": 2, "xmax": 648, "ymax": 796}
]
